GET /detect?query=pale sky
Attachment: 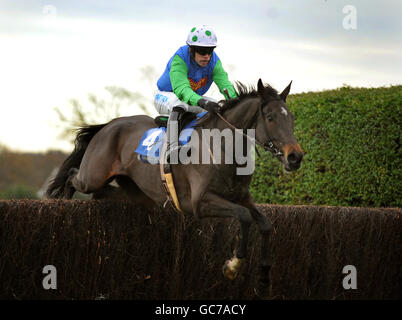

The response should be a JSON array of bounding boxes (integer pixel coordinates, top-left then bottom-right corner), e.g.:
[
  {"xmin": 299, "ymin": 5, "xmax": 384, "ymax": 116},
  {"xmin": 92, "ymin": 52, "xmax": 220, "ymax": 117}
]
[{"xmin": 0, "ymin": 0, "xmax": 401, "ymax": 152}]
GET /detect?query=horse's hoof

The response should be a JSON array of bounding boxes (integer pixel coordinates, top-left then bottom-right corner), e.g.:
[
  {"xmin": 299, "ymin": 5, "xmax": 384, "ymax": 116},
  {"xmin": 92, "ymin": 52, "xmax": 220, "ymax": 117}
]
[
  {"xmin": 222, "ymin": 262, "xmax": 237, "ymax": 280},
  {"xmin": 222, "ymin": 257, "xmax": 243, "ymax": 280}
]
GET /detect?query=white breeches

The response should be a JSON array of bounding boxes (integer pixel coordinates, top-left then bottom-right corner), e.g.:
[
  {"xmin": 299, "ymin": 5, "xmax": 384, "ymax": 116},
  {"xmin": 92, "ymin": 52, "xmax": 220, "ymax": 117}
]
[{"xmin": 154, "ymin": 90, "xmax": 217, "ymax": 116}]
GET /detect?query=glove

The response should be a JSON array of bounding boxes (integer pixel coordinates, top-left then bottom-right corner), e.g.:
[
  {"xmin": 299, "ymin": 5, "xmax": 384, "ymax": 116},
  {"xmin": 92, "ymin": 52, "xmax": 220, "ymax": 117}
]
[{"xmin": 197, "ymin": 98, "xmax": 220, "ymax": 114}]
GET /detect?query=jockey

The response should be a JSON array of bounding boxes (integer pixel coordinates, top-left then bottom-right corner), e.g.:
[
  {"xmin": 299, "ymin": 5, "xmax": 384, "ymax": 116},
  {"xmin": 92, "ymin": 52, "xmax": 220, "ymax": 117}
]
[{"xmin": 155, "ymin": 25, "xmax": 237, "ymax": 163}]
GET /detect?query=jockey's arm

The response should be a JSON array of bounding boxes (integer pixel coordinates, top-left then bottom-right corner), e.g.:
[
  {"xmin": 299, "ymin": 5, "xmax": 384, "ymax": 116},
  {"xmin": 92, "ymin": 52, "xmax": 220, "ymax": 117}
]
[
  {"xmin": 169, "ymin": 55, "xmax": 203, "ymax": 106},
  {"xmin": 212, "ymin": 60, "xmax": 237, "ymax": 100}
]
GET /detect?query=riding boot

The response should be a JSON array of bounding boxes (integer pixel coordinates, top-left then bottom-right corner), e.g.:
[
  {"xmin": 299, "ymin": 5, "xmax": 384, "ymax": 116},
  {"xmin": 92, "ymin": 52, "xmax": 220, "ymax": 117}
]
[{"xmin": 165, "ymin": 106, "xmax": 185, "ymax": 166}]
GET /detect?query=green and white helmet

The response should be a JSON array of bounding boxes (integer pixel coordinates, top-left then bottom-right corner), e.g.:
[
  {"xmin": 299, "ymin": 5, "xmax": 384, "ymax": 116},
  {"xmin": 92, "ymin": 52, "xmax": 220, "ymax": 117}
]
[{"xmin": 186, "ymin": 25, "xmax": 217, "ymax": 47}]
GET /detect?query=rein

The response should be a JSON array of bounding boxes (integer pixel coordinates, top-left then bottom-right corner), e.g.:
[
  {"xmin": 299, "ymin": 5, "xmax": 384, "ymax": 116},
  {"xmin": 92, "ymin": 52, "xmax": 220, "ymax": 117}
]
[{"xmin": 216, "ymin": 98, "xmax": 284, "ymax": 158}]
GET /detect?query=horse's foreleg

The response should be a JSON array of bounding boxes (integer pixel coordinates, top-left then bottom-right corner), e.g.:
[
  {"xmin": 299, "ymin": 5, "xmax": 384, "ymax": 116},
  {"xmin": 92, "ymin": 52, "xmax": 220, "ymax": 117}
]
[
  {"xmin": 242, "ymin": 198, "xmax": 273, "ymax": 298},
  {"xmin": 197, "ymin": 193, "xmax": 253, "ymax": 280}
]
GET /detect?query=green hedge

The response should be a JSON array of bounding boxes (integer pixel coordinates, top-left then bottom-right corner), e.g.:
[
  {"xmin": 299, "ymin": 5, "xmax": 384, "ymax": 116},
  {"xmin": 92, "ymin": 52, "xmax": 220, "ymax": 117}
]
[{"xmin": 251, "ymin": 85, "xmax": 402, "ymax": 207}]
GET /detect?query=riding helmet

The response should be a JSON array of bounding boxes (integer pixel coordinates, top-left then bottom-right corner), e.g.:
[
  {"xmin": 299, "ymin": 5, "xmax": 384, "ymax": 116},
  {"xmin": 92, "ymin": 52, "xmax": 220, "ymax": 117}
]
[{"xmin": 186, "ymin": 25, "xmax": 217, "ymax": 47}]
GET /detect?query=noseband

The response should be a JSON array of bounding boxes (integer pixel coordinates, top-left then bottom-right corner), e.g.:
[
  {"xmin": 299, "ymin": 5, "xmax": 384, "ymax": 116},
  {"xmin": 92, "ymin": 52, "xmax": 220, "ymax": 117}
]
[{"xmin": 216, "ymin": 98, "xmax": 284, "ymax": 158}]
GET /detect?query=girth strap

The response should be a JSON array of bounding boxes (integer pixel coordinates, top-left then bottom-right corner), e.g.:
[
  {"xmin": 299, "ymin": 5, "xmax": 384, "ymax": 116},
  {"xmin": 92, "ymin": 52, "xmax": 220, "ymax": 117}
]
[{"xmin": 159, "ymin": 141, "xmax": 184, "ymax": 214}]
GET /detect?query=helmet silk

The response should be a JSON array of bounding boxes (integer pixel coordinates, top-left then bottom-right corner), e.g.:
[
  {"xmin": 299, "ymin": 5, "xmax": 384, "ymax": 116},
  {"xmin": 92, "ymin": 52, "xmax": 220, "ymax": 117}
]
[{"xmin": 186, "ymin": 25, "xmax": 217, "ymax": 47}]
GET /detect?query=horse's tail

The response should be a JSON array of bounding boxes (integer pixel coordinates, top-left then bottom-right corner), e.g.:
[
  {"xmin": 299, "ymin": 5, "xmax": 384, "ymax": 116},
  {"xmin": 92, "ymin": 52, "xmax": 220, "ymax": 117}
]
[{"xmin": 46, "ymin": 123, "xmax": 108, "ymax": 198}]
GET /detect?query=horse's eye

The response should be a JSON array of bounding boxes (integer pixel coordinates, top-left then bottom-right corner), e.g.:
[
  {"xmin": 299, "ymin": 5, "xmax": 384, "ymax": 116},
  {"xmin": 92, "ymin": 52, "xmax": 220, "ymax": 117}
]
[{"xmin": 267, "ymin": 116, "xmax": 274, "ymax": 122}]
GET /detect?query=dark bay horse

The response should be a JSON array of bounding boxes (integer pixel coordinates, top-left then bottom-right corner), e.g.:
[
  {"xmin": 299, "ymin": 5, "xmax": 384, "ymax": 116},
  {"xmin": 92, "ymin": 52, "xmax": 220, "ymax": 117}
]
[{"xmin": 47, "ymin": 79, "xmax": 303, "ymax": 296}]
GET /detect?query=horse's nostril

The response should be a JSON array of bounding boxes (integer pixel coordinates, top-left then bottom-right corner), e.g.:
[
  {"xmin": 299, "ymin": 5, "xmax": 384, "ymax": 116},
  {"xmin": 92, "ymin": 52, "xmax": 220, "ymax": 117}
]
[
  {"xmin": 288, "ymin": 152, "xmax": 302, "ymax": 164},
  {"xmin": 287, "ymin": 152, "xmax": 296, "ymax": 163}
]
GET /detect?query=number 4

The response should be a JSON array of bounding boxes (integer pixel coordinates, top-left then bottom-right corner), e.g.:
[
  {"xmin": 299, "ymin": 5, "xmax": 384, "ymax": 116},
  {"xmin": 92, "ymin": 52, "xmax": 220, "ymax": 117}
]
[{"xmin": 142, "ymin": 130, "xmax": 162, "ymax": 151}]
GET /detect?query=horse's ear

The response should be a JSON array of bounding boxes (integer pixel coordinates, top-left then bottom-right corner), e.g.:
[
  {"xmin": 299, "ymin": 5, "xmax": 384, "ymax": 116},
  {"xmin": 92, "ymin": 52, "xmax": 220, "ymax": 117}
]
[
  {"xmin": 279, "ymin": 81, "xmax": 292, "ymax": 102},
  {"xmin": 257, "ymin": 78, "xmax": 265, "ymax": 97}
]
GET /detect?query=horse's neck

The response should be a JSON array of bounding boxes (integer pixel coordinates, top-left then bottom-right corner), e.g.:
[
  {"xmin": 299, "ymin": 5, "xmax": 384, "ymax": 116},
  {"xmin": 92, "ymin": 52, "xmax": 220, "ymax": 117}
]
[
  {"xmin": 195, "ymin": 98, "xmax": 258, "ymax": 170},
  {"xmin": 220, "ymin": 97, "xmax": 260, "ymax": 130},
  {"xmin": 198, "ymin": 97, "xmax": 259, "ymax": 132}
]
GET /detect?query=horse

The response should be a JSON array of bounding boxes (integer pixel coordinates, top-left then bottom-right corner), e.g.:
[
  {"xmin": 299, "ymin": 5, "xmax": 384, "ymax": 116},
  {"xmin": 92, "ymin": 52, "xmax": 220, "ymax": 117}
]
[{"xmin": 46, "ymin": 79, "xmax": 303, "ymax": 297}]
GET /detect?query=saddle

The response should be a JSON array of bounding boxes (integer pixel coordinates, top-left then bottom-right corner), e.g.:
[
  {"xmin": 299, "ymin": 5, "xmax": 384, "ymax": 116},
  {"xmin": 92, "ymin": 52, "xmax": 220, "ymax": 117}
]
[
  {"xmin": 135, "ymin": 112, "xmax": 206, "ymax": 164},
  {"xmin": 154, "ymin": 116, "xmax": 168, "ymax": 128},
  {"xmin": 154, "ymin": 112, "xmax": 198, "ymax": 131}
]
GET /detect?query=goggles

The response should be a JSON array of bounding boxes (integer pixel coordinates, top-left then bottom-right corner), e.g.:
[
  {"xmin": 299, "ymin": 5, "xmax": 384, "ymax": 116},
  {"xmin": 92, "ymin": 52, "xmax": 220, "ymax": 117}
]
[{"xmin": 192, "ymin": 46, "xmax": 215, "ymax": 56}]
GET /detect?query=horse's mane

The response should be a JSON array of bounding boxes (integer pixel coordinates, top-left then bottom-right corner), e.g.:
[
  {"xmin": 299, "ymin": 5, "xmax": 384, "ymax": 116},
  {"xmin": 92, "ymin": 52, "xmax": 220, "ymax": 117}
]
[
  {"xmin": 219, "ymin": 81, "xmax": 280, "ymax": 112},
  {"xmin": 196, "ymin": 81, "xmax": 280, "ymax": 127}
]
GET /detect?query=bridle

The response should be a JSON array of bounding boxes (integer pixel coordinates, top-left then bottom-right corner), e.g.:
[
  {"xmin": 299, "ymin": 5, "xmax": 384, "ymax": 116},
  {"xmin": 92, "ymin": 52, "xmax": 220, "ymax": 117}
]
[{"xmin": 216, "ymin": 98, "xmax": 284, "ymax": 158}]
